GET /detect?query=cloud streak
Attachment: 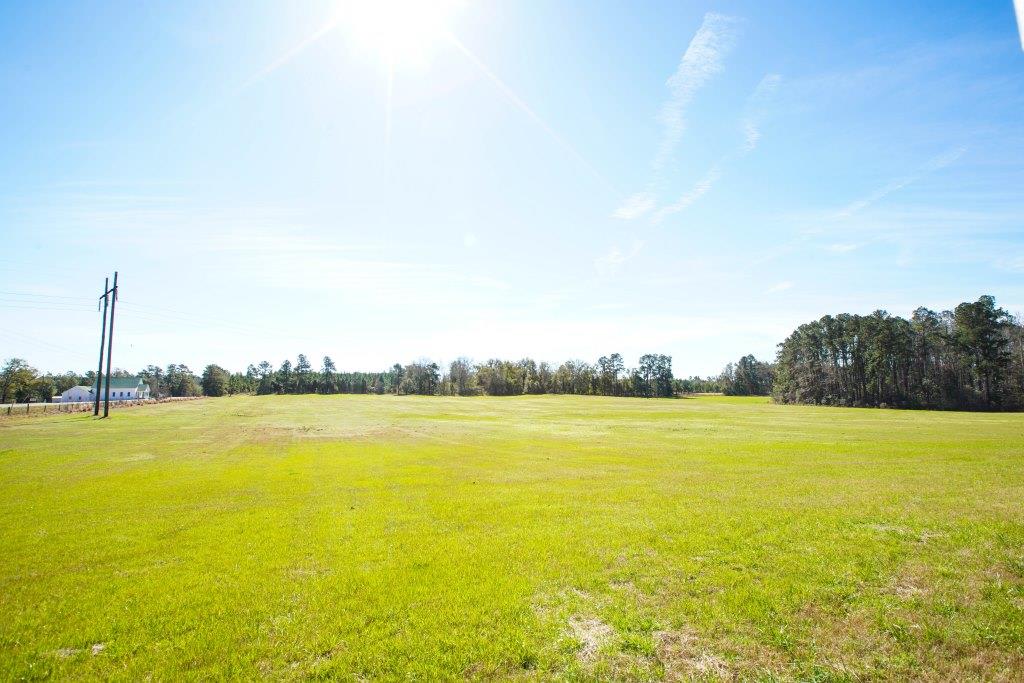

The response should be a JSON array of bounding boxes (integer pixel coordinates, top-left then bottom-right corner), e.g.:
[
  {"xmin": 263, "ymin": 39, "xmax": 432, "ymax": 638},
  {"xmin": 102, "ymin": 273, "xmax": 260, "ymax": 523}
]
[
  {"xmin": 654, "ymin": 13, "xmax": 739, "ymax": 170},
  {"xmin": 653, "ymin": 164, "xmax": 722, "ymax": 223},
  {"xmin": 835, "ymin": 145, "xmax": 967, "ymax": 219},
  {"xmin": 825, "ymin": 242, "xmax": 864, "ymax": 253},
  {"xmin": 650, "ymin": 73, "xmax": 780, "ymax": 223},
  {"xmin": 614, "ymin": 13, "xmax": 739, "ymax": 220},
  {"xmin": 741, "ymin": 73, "xmax": 781, "ymax": 152},
  {"xmin": 613, "ymin": 192, "xmax": 655, "ymax": 220}
]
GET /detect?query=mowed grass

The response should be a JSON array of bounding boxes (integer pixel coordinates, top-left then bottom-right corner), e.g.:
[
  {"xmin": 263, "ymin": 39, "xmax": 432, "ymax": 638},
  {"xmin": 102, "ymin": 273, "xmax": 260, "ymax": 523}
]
[{"xmin": 1, "ymin": 395, "xmax": 1023, "ymax": 680}]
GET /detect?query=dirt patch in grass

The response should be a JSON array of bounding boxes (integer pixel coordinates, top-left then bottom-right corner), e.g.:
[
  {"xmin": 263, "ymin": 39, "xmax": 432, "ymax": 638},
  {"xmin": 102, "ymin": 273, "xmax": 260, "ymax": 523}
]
[
  {"xmin": 916, "ymin": 648, "xmax": 1024, "ymax": 682},
  {"xmin": 654, "ymin": 629, "xmax": 731, "ymax": 680},
  {"xmin": 891, "ymin": 564, "xmax": 932, "ymax": 600},
  {"xmin": 892, "ymin": 576, "xmax": 927, "ymax": 599},
  {"xmin": 798, "ymin": 604, "xmax": 893, "ymax": 676},
  {"xmin": 568, "ymin": 616, "xmax": 614, "ymax": 663}
]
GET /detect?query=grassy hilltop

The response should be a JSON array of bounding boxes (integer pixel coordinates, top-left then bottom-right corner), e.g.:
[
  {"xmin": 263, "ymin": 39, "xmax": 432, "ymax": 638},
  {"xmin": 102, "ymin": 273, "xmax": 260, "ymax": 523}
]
[{"xmin": 1, "ymin": 395, "xmax": 1022, "ymax": 680}]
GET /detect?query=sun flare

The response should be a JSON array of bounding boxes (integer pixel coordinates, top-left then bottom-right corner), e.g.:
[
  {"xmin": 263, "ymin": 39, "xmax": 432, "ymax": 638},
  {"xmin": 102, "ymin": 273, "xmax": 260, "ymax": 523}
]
[{"xmin": 340, "ymin": 0, "xmax": 463, "ymax": 68}]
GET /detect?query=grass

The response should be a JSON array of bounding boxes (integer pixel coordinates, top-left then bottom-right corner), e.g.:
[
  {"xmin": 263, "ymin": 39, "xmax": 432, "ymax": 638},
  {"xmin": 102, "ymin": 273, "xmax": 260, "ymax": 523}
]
[{"xmin": 1, "ymin": 394, "xmax": 1023, "ymax": 680}]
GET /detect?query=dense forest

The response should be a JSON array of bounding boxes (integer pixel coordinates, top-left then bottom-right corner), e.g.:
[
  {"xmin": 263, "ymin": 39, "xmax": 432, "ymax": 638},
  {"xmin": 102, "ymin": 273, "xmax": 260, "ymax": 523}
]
[
  {"xmin": 774, "ymin": 296, "xmax": 1024, "ymax": 410},
  {"xmin": 3, "ymin": 295, "xmax": 1020, "ymax": 410}
]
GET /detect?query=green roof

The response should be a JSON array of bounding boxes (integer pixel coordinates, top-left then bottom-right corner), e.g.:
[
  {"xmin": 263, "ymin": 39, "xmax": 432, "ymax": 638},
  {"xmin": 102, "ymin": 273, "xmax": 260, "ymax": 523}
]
[{"xmin": 93, "ymin": 377, "xmax": 147, "ymax": 390}]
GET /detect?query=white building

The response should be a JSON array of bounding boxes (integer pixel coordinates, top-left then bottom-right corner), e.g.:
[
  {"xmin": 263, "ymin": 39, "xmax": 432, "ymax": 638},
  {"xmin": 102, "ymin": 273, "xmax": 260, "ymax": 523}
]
[
  {"xmin": 60, "ymin": 377, "xmax": 151, "ymax": 403},
  {"xmin": 61, "ymin": 386, "xmax": 95, "ymax": 403}
]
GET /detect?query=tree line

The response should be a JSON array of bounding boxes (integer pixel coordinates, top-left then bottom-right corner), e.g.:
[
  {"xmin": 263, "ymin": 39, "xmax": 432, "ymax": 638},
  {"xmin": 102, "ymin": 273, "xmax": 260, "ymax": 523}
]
[
  {"xmin": 4, "ymin": 295, "xmax": 1019, "ymax": 410},
  {"xmin": 200, "ymin": 353, "xmax": 678, "ymax": 398},
  {"xmin": 0, "ymin": 351, "xmax": 784, "ymax": 404},
  {"xmin": 0, "ymin": 353, "xmax": 682, "ymax": 402}
]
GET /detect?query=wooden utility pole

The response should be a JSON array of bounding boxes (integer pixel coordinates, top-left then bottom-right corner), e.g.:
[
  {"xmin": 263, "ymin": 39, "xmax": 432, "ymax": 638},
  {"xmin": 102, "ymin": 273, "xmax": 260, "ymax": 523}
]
[
  {"xmin": 103, "ymin": 271, "xmax": 118, "ymax": 418},
  {"xmin": 94, "ymin": 277, "xmax": 110, "ymax": 416}
]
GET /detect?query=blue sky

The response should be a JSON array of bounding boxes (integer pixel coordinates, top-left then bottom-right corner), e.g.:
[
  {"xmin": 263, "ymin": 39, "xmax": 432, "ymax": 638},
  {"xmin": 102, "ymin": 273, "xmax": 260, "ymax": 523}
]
[{"xmin": 2, "ymin": 0, "xmax": 1023, "ymax": 376}]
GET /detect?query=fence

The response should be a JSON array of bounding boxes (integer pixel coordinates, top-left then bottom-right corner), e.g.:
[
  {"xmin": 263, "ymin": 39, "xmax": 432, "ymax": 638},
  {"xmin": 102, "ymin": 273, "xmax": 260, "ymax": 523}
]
[{"xmin": 1, "ymin": 396, "xmax": 204, "ymax": 418}]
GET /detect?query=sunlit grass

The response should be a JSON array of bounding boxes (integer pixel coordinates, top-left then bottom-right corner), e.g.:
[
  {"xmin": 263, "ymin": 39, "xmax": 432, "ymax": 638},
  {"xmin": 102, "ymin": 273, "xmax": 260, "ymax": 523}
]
[{"xmin": 1, "ymin": 395, "xmax": 1022, "ymax": 679}]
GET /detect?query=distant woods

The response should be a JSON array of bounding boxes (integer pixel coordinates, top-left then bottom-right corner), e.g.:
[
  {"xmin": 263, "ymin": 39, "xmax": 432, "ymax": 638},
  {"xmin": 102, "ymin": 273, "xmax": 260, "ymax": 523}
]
[
  {"xmin": 3, "ymin": 295, "xmax": 1020, "ymax": 411},
  {"xmin": 0, "ymin": 353, "xmax": 684, "ymax": 403},
  {"xmin": 208, "ymin": 353, "xmax": 680, "ymax": 399}
]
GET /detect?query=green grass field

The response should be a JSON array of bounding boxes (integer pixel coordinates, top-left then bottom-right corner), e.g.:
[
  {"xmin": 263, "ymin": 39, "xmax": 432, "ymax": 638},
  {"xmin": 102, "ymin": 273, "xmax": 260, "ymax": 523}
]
[{"xmin": 1, "ymin": 395, "xmax": 1022, "ymax": 680}]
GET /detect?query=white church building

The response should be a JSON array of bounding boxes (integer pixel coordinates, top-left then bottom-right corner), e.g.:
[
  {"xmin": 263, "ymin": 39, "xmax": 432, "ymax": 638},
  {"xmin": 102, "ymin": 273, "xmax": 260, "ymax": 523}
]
[{"xmin": 60, "ymin": 377, "xmax": 151, "ymax": 403}]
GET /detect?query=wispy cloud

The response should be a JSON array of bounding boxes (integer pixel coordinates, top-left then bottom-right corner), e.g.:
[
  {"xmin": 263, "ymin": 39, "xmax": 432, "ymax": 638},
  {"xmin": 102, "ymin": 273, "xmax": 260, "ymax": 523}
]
[
  {"xmin": 653, "ymin": 164, "xmax": 722, "ymax": 223},
  {"xmin": 742, "ymin": 122, "xmax": 762, "ymax": 153},
  {"xmin": 613, "ymin": 192, "xmax": 656, "ymax": 220},
  {"xmin": 825, "ymin": 242, "xmax": 864, "ymax": 253},
  {"xmin": 741, "ymin": 73, "xmax": 781, "ymax": 152},
  {"xmin": 614, "ymin": 13, "xmax": 739, "ymax": 220},
  {"xmin": 655, "ymin": 13, "xmax": 740, "ymax": 170},
  {"xmin": 640, "ymin": 71, "xmax": 780, "ymax": 225},
  {"xmin": 595, "ymin": 240, "xmax": 645, "ymax": 275},
  {"xmin": 996, "ymin": 254, "xmax": 1024, "ymax": 273},
  {"xmin": 835, "ymin": 145, "xmax": 967, "ymax": 218},
  {"xmin": 766, "ymin": 280, "xmax": 793, "ymax": 293}
]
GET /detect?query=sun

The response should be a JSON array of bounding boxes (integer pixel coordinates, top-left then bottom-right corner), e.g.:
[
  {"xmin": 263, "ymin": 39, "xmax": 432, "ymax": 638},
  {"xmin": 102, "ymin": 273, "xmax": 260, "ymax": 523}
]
[{"xmin": 340, "ymin": 0, "xmax": 463, "ymax": 69}]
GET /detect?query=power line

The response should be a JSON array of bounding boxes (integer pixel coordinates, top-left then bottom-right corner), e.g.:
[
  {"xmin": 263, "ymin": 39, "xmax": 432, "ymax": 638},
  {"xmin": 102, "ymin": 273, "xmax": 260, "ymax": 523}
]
[
  {"xmin": 118, "ymin": 300, "xmax": 287, "ymax": 338},
  {"xmin": 0, "ymin": 328, "xmax": 95, "ymax": 362},
  {"xmin": 0, "ymin": 290, "xmax": 93, "ymax": 302},
  {"xmin": 0, "ymin": 291, "xmax": 285, "ymax": 338},
  {"xmin": 0, "ymin": 298, "xmax": 90, "ymax": 305},
  {"xmin": 0, "ymin": 302, "xmax": 94, "ymax": 312},
  {"xmin": 118, "ymin": 310, "xmax": 268, "ymax": 338}
]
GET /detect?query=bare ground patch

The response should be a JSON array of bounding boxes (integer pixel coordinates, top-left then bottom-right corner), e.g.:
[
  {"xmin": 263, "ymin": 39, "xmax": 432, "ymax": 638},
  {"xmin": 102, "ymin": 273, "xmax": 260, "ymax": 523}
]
[
  {"xmin": 890, "ymin": 564, "xmax": 933, "ymax": 600},
  {"xmin": 568, "ymin": 616, "xmax": 614, "ymax": 663},
  {"xmin": 654, "ymin": 629, "xmax": 732, "ymax": 681}
]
